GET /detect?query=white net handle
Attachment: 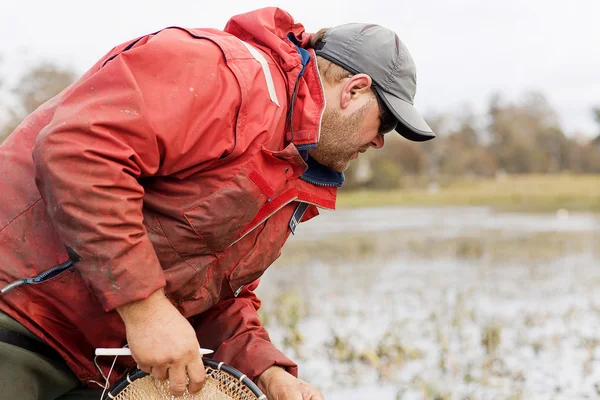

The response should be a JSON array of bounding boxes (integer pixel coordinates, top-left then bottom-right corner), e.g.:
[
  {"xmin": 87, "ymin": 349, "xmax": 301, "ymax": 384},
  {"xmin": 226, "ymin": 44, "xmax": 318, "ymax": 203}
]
[{"xmin": 95, "ymin": 348, "xmax": 214, "ymax": 356}]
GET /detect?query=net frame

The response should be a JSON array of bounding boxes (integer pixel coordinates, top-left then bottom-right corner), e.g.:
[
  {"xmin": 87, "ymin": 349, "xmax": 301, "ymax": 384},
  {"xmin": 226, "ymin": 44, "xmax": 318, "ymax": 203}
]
[{"xmin": 103, "ymin": 358, "xmax": 266, "ymax": 400}]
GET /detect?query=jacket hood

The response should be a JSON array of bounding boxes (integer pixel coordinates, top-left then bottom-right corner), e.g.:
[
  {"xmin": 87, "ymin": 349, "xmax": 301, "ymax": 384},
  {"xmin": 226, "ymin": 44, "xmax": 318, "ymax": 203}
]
[
  {"xmin": 223, "ymin": 7, "xmax": 325, "ymax": 148},
  {"xmin": 224, "ymin": 7, "xmax": 313, "ymax": 72}
]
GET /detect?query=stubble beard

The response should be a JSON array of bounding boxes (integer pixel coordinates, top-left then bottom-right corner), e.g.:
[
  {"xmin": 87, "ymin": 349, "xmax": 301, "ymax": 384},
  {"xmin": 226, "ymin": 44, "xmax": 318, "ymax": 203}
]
[{"xmin": 309, "ymin": 105, "xmax": 369, "ymax": 172}]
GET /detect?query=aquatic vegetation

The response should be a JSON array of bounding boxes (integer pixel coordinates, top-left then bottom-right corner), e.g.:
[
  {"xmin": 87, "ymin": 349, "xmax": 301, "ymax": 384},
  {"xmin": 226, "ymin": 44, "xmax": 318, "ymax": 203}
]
[{"xmin": 255, "ymin": 207, "xmax": 600, "ymax": 398}]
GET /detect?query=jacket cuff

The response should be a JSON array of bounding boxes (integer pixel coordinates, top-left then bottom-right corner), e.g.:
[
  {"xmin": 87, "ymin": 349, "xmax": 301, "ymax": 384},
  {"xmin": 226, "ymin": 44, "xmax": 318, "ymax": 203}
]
[{"xmin": 81, "ymin": 239, "xmax": 166, "ymax": 312}]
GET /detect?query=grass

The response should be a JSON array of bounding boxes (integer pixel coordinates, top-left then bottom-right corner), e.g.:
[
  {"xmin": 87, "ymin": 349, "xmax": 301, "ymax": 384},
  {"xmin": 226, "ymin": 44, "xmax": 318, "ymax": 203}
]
[{"xmin": 337, "ymin": 173, "xmax": 600, "ymax": 212}]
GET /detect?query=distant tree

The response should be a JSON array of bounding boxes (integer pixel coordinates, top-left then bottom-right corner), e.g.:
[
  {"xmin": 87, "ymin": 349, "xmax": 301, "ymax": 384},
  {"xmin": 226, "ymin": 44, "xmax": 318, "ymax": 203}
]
[
  {"xmin": 487, "ymin": 91, "xmax": 568, "ymax": 173},
  {"xmin": 434, "ymin": 110, "xmax": 496, "ymax": 177},
  {"xmin": 579, "ymin": 142, "xmax": 600, "ymax": 173},
  {"xmin": 593, "ymin": 107, "xmax": 600, "ymax": 147},
  {"xmin": 0, "ymin": 62, "xmax": 76, "ymax": 143}
]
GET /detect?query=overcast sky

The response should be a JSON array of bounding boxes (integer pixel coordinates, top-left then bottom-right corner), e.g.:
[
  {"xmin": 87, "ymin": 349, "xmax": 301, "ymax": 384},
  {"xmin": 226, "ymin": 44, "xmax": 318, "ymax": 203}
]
[{"xmin": 1, "ymin": 0, "xmax": 598, "ymax": 136}]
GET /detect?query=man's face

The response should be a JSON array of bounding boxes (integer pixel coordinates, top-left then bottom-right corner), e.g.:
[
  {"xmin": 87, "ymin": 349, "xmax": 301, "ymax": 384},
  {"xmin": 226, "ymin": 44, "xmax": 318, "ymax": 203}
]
[{"xmin": 310, "ymin": 92, "xmax": 386, "ymax": 172}]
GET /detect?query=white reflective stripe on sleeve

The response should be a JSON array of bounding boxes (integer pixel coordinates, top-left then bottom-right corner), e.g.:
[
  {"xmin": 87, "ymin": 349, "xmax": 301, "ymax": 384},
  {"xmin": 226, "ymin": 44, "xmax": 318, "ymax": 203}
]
[{"xmin": 239, "ymin": 41, "xmax": 280, "ymax": 107}]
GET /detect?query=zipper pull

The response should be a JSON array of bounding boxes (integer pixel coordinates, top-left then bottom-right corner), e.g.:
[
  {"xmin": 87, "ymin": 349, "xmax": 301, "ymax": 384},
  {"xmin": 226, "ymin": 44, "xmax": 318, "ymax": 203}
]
[{"xmin": 234, "ymin": 286, "xmax": 244, "ymax": 297}]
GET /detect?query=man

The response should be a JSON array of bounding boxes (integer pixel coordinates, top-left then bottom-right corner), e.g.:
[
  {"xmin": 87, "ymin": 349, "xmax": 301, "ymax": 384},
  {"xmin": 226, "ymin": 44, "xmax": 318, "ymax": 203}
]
[{"xmin": 0, "ymin": 7, "xmax": 434, "ymax": 400}]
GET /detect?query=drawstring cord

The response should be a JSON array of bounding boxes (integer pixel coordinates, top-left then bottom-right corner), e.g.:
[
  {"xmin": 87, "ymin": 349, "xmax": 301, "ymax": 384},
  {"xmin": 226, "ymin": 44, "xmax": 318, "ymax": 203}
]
[
  {"xmin": 94, "ymin": 346, "xmax": 128, "ymax": 398},
  {"xmin": 286, "ymin": 78, "xmax": 301, "ymax": 144}
]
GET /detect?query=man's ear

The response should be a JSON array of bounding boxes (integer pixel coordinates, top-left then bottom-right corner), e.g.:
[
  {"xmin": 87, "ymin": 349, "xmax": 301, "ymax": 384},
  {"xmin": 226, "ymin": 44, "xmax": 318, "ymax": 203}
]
[{"xmin": 340, "ymin": 74, "xmax": 373, "ymax": 109}]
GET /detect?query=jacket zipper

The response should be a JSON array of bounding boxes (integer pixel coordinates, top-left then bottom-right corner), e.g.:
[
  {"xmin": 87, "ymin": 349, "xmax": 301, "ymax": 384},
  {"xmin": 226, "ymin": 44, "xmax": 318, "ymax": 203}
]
[
  {"xmin": 0, "ymin": 260, "xmax": 74, "ymax": 295},
  {"xmin": 299, "ymin": 176, "xmax": 340, "ymax": 187}
]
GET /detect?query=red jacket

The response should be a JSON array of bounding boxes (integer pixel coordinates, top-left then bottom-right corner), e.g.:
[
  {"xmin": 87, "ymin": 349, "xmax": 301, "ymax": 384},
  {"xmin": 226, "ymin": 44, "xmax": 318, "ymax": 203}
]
[{"xmin": 0, "ymin": 7, "xmax": 337, "ymax": 386}]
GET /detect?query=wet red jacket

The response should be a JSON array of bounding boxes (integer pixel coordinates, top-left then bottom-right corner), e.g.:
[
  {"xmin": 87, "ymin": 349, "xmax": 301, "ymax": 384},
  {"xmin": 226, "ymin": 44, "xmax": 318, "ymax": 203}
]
[{"xmin": 0, "ymin": 7, "xmax": 336, "ymax": 386}]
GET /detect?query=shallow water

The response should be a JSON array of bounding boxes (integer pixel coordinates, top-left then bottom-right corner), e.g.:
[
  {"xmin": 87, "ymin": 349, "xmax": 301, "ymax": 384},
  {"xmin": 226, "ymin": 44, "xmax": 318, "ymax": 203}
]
[
  {"xmin": 256, "ymin": 207, "xmax": 600, "ymax": 399},
  {"xmin": 292, "ymin": 206, "xmax": 600, "ymax": 239}
]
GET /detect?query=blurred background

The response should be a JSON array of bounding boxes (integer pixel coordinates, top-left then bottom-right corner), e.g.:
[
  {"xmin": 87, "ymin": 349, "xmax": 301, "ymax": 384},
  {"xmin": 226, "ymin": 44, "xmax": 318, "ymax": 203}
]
[{"xmin": 1, "ymin": 1, "xmax": 599, "ymax": 399}]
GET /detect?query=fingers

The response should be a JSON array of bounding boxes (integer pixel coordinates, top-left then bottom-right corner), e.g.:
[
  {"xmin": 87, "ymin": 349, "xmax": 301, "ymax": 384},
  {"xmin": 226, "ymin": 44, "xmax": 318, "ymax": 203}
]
[
  {"xmin": 150, "ymin": 365, "xmax": 168, "ymax": 381},
  {"xmin": 135, "ymin": 354, "xmax": 205, "ymax": 396},
  {"xmin": 136, "ymin": 362, "xmax": 151, "ymax": 374},
  {"xmin": 168, "ymin": 364, "xmax": 188, "ymax": 397},
  {"xmin": 256, "ymin": 366, "xmax": 323, "ymax": 400},
  {"xmin": 186, "ymin": 357, "xmax": 207, "ymax": 394}
]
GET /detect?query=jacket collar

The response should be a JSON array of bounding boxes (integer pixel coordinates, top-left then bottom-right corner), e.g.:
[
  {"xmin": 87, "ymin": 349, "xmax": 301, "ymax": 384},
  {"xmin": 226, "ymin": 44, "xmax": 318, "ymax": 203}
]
[{"xmin": 300, "ymin": 156, "xmax": 344, "ymax": 187}]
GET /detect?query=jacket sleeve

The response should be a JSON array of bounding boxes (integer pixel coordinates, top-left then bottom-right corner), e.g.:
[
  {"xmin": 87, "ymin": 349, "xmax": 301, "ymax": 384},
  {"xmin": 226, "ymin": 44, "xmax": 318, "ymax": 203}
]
[
  {"xmin": 32, "ymin": 30, "xmax": 240, "ymax": 311},
  {"xmin": 192, "ymin": 280, "xmax": 298, "ymax": 381}
]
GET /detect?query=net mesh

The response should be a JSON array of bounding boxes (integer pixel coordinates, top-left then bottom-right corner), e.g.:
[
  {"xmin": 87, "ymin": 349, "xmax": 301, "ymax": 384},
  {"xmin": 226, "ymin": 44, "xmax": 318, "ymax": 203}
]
[{"xmin": 111, "ymin": 367, "xmax": 259, "ymax": 400}]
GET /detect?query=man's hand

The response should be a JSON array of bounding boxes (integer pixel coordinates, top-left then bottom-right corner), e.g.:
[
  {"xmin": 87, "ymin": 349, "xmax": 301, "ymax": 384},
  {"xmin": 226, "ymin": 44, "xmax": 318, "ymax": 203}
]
[
  {"xmin": 256, "ymin": 366, "xmax": 324, "ymax": 400},
  {"xmin": 117, "ymin": 290, "xmax": 206, "ymax": 397}
]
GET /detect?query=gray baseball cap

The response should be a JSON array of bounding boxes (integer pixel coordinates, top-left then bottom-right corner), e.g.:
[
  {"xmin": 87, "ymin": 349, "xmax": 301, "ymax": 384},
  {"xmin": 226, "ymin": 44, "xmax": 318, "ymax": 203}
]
[{"xmin": 314, "ymin": 23, "xmax": 435, "ymax": 142}]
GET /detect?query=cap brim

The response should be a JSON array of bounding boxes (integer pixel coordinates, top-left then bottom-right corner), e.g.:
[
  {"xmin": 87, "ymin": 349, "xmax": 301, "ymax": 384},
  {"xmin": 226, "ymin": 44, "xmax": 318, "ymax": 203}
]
[{"xmin": 379, "ymin": 91, "xmax": 435, "ymax": 142}]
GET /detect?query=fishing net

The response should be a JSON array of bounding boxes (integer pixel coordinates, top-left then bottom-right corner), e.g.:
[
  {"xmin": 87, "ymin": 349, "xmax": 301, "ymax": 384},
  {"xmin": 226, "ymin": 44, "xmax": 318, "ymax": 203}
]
[{"xmin": 105, "ymin": 360, "xmax": 265, "ymax": 400}]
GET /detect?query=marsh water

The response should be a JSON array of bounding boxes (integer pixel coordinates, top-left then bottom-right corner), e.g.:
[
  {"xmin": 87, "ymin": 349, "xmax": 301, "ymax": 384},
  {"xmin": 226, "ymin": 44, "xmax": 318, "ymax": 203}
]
[{"xmin": 256, "ymin": 207, "xmax": 600, "ymax": 400}]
